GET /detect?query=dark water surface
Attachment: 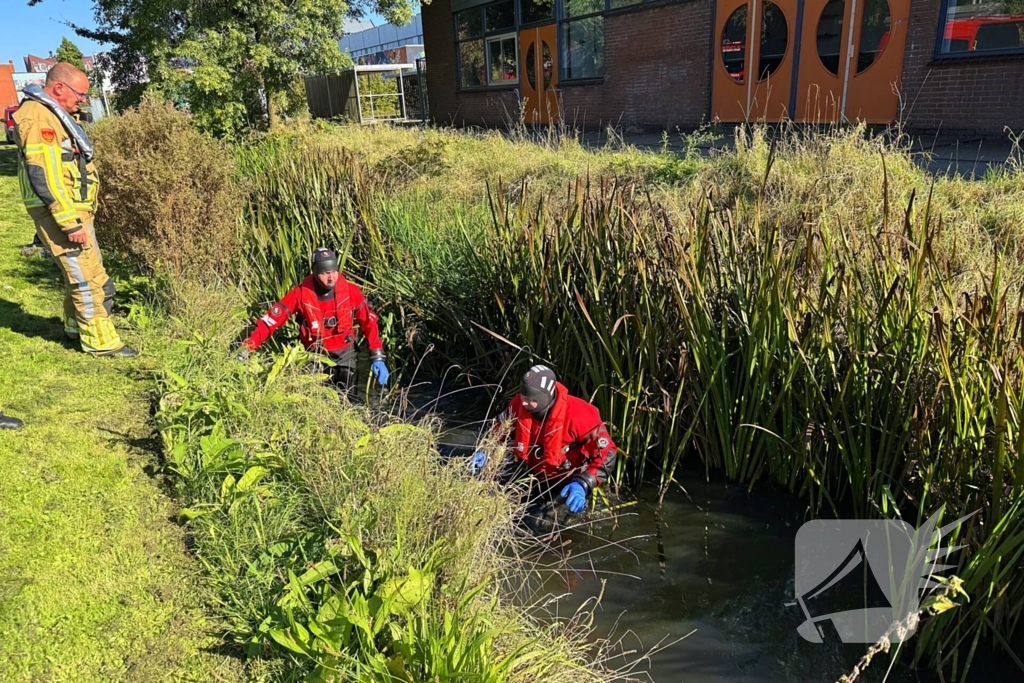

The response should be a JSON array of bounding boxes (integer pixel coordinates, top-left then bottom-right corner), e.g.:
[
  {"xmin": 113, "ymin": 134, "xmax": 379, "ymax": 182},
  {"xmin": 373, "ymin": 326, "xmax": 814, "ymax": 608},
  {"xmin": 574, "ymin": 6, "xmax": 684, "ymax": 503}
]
[{"xmin": 395, "ymin": 379, "xmax": 1017, "ymax": 683}]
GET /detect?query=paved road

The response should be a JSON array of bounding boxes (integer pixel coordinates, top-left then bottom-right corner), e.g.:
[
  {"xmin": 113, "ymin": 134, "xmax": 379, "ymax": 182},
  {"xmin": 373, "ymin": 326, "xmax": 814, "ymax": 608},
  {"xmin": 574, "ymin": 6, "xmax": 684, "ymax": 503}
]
[{"xmin": 576, "ymin": 127, "xmax": 1021, "ymax": 178}]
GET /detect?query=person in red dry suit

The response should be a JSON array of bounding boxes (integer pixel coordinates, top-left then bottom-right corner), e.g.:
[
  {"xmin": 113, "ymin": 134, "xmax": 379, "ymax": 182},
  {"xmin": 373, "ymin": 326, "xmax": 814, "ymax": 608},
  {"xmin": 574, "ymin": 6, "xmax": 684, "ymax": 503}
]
[
  {"xmin": 472, "ymin": 365, "xmax": 617, "ymax": 520},
  {"xmin": 236, "ymin": 248, "xmax": 389, "ymax": 395}
]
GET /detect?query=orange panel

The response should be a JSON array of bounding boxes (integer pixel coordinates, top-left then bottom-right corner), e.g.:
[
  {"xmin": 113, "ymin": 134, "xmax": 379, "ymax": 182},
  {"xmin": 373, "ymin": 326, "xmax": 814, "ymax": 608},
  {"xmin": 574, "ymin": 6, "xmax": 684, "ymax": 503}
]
[
  {"xmin": 795, "ymin": 0, "xmax": 851, "ymax": 123},
  {"xmin": 519, "ymin": 24, "xmax": 559, "ymax": 125},
  {"xmin": 842, "ymin": 0, "xmax": 909, "ymax": 123},
  {"xmin": 520, "ymin": 28, "xmax": 542, "ymax": 125},
  {"xmin": 712, "ymin": 0, "xmax": 754, "ymax": 122},
  {"xmin": 748, "ymin": 0, "xmax": 798, "ymax": 121},
  {"xmin": 538, "ymin": 23, "xmax": 561, "ymax": 124}
]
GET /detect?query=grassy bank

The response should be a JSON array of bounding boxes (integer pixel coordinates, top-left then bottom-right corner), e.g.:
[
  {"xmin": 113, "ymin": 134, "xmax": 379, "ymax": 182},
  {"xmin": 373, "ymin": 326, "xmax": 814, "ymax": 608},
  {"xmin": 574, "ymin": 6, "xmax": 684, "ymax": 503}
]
[
  {"xmin": 135, "ymin": 277, "xmax": 609, "ymax": 682},
  {"xmin": 0, "ymin": 147, "xmax": 244, "ymax": 680},
  {"xmin": 228, "ymin": 122, "xmax": 1024, "ymax": 678}
]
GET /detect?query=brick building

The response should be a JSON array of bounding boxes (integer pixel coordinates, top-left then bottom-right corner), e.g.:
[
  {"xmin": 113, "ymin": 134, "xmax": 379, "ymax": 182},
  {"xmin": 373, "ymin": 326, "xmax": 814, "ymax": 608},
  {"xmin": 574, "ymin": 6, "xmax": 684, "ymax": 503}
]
[
  {"xmin": 421, "ymin": 0, "xmax": 1024, "ymax": 135},
  {"xmin": 24, "ymin": 53, "xmax": 96, "ymax": 74}
]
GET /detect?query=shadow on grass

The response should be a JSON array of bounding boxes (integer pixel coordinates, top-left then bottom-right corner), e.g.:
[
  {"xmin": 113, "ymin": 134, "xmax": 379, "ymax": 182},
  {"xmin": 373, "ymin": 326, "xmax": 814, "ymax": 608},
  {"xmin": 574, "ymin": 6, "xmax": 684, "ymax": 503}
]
[
  {"xmin": 0, "ymin": 298, "xmax": 77, "ymax": 349},
  {"xmin": 0, "ymin": 146, "xmax": 18, "ymax": 177},
  {"xmin": 11, "ymin": 251, "xmax": 65, "ymax": 296}
]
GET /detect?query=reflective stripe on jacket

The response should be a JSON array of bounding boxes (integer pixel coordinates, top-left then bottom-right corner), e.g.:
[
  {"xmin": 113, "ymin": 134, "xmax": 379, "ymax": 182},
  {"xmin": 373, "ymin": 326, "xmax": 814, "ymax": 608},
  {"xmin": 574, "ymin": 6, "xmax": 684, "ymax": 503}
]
[
  {"xmin": 13, "ymin": 100, "xmax": 99, "ymax": 233},
  {"xmin": 243, "ymin": 275, "xmax": 385, "ymax": 357}
]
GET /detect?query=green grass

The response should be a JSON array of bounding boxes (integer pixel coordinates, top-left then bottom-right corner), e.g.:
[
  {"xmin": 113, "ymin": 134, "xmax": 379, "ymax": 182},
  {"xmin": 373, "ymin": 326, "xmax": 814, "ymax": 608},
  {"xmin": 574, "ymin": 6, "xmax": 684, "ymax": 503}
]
[{"xmin": 0, "ymin": 145, "xmax": 245, "ymax": 682}]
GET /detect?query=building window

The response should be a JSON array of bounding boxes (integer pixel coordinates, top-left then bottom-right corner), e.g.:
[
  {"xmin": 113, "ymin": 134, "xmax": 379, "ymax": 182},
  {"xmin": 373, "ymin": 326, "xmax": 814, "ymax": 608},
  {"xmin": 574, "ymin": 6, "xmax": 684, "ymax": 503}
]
[
  {"xmin": 459, "ymin": 40, "xmax": 487, "ymax": 87},
  {"xmin": 457, "ymin": 8, "xmax": 484, "ymax": 38},
  {"xmin": 564, "ymin": 0, "xmax": 605, "ymax": 17},
  {"xmin": 561, "ymin": 15, "xmax": 604, "ymax": 79},
  {"xmin": 486, "ymin": 0, "xmax": 516, "ymax": 32},
  {"xmin": 937, "ymin": 0, "xmax": 1024, "ymax": 56},
  {"xmin": 488, "ymin": 33, "xmax": 519, "ymax": 83},
  {"xmin": 521, "ymin": 0, "xmax": 554, "ymax": 24},
  {"xmin": 455, "ymin": 0, "xmax": 521, "ymax": 89}
]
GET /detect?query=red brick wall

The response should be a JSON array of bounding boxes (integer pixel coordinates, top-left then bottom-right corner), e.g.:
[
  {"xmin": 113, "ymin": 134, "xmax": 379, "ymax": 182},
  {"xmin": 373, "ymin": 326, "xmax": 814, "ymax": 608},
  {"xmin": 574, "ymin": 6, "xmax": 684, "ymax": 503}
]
[
  {"xmin": 0, "ymin": 63, "xmax": 18, "ymax": 110},
  {"xmin": 900, "ymin": 0, "xmax": 1024, "ymax": 135},
  {"xmin": 423, "ymin": 0, "xmax": 522, "ymax": 126},
  {"xmin": 563, "ymin": 0, "xmax": 713, "ymax": 129},
  {"xmin": 422, "ymin": 0, "xmax": 714, "ymax": 129}
]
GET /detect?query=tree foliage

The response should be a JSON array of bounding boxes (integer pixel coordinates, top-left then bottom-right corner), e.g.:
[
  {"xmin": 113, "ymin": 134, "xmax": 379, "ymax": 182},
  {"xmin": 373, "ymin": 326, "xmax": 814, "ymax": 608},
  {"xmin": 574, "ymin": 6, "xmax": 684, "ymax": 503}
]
[
  {"xmin": 56, "ymin": 37, "xmax": 87, "ymax": 73},
  {"xmin": 29, "ymin": 0, "xmax": 424, "ymax": 139}
]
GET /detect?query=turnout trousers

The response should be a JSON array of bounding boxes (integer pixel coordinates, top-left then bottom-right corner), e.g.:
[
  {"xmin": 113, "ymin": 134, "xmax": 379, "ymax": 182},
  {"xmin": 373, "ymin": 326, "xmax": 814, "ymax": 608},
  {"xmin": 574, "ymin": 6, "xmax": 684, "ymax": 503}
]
[{"xmin": 29, "ymin": 207, "xmax": 124, "ymax": 354}]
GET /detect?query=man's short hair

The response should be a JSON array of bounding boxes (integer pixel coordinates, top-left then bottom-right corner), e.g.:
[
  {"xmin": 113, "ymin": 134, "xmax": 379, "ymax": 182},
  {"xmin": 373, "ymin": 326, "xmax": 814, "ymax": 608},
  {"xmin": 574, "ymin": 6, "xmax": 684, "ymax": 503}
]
[{"xmin": 45, "ymin": 63, "xmax": 87, "ymax": 87}]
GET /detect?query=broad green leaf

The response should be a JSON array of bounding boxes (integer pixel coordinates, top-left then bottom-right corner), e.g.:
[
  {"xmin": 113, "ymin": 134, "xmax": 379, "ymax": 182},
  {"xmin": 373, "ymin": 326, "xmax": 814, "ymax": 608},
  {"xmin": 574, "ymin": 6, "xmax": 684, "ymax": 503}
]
[{"xmin": 236, "ymin": 465, "xmax": 270, "ymax": 492}]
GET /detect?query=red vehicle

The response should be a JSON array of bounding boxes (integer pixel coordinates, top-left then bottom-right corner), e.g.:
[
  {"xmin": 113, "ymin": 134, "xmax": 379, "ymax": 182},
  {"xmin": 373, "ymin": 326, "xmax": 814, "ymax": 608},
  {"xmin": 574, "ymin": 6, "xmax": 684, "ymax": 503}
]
[
  {"xmin": 943, "ymin": 15, "xmax": 1024, "ymax": 52},
  {"xmin": 4, "ymin": 105, "xmax": 18, "ymax": 144}
]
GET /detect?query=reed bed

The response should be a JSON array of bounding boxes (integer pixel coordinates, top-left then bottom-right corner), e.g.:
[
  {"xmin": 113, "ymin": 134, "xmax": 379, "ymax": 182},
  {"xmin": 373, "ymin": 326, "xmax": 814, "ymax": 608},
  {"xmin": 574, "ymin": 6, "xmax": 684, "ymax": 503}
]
[{"xmin": 235, "ymin": 123, "xmax": 1024, "ymax": 678}]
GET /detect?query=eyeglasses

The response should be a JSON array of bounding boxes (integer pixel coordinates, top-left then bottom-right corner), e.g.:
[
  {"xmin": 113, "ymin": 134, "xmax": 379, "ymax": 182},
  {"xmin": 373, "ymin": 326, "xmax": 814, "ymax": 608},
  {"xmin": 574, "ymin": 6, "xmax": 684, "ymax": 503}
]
[{"xmin": 59, "ymin": 82, "xmax": 89, "ymax": 102}]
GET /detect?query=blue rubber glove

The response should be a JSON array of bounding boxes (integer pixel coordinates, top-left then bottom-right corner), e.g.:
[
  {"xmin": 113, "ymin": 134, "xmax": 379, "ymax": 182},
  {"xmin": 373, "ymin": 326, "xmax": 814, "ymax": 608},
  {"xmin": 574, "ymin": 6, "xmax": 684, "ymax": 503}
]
[
  {"xmin": 560, "ymin": 481, "xmax": 588, "ymax": 513},
  {"xmin": 470, "ymin": 451, "xmax": 487, "ymax": 475},
  {"xmin": 370, "ymin": 360, "xmax": 389, "ymax": 386}
]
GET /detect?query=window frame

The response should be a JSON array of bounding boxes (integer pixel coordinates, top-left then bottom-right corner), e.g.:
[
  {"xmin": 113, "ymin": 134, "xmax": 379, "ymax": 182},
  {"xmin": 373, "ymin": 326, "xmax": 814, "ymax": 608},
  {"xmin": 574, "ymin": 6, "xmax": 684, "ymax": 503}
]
[
  {"xmin": 933, "ymin": 0, "xmax": 1024, "ymax": 60},
  {"xmin": 557, "ymin": 0, "xmax": 606, "ymax": 83},
  {"xmin": 487, "ymin": 32, "xmax": 521, "ymax": 84},
  {"xmin": 558, "ymin": 14, "xmax": 605, "ymax": 82},
  {"xmin": 454, "ymin": 0, "xmax": 522, "ymax": 91},
  {"xmin": 519, "ymin": 0, "xmax": 556, "ymax": 28}
]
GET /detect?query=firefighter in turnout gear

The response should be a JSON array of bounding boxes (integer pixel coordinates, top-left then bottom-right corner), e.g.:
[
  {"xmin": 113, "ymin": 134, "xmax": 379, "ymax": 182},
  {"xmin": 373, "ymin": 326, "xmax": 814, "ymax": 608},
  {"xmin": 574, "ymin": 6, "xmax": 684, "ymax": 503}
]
[
  {"xmin": 238, "ymin": 248, "xmax": 390, "ymax": 395},
  {"xmin": 472, "ymin": 365, "xmax": 617, "ymax": 527},
  {"xmin": 12, "ymin": 63, "xmax": 135, "ymax": 357}
]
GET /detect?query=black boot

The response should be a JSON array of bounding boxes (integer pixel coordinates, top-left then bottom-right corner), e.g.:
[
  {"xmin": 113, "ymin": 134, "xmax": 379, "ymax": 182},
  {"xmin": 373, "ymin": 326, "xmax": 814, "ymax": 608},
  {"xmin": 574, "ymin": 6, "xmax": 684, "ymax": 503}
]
[
  {"xmin": 99, "ymin": 346, "xmax": 139, "ymax": 358},
  {"xmin": 0, "ymin": 412, "xmax": 24, "ymax": 430}
]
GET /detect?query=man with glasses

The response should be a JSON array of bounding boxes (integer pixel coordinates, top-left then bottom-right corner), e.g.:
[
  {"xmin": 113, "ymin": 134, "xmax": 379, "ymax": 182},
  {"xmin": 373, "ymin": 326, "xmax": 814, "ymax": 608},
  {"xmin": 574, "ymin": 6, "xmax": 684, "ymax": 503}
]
[{"xmin": 12, "ymin": 63, "xmax": 136, "ymax": 357}]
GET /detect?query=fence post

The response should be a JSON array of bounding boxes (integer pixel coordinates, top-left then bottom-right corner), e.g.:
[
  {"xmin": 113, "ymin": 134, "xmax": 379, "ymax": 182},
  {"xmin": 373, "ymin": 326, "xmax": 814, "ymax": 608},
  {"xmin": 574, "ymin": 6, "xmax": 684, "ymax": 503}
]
[{"xmin": 398, "ymin": 67, "xmax": 407, "ymax": 121}]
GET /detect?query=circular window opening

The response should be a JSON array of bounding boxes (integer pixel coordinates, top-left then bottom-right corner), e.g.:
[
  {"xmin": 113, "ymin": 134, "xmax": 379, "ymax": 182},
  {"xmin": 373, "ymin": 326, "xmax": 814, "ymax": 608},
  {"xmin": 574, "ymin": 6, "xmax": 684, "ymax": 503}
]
[
  {"xmin": 721, "ymin": 5, "xmax": 748, "ymax": 83},
  {"xmin": 758, "ymin": 1, "xmax": 789, "ymax": 80},
  {"xmin": 857, "ymin": 0, "xmax": 891, "ymax": 72},
  {"xmin": 816, "ymin": 0, "xmax": 845, "ymax": 75}
]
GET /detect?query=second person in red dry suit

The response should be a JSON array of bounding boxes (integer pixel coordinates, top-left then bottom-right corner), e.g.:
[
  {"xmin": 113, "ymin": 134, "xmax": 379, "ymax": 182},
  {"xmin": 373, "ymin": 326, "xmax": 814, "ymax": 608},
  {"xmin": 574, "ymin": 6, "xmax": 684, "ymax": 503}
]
[
  {"xmin": 237, "ymin": 248, "xmax": 389, "ymax": 394},
  {"xmin": 472, "ymin": 365, "xmax": 617, "ymax": 515}
]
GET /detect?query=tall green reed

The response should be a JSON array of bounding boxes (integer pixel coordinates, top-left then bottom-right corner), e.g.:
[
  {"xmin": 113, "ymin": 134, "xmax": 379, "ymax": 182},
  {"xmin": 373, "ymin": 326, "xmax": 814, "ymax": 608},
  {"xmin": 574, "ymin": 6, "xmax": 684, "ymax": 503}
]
[{"xmin": 232, "ymin": 131, "xmax": 1024, "ymax": 676}]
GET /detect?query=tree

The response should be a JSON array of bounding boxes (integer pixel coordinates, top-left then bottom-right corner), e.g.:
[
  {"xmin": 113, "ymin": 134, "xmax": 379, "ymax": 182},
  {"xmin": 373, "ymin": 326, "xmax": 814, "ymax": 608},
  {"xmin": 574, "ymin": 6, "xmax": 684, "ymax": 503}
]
[
  {"xmin": 29, "ymin": 0, "xmax": 423, "ymax": 138},
  {"xmin": 56, "ymin": 37, "xmax": 87, "ymax": 73},
  {"xmin": 174, "ymin": 0, "xmax": 355, "ymax": 135}
]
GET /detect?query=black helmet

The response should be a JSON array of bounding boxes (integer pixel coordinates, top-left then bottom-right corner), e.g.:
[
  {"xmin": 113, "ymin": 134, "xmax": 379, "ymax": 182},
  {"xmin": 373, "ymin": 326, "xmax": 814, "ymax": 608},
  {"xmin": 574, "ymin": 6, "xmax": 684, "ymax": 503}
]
[
  {"xmin": 312, "ymin": 247, "xmax": 339, "ymax": 274},
  {"xmin": 521, "ymin": 364, "xmax": 557, "ymax": 414}
]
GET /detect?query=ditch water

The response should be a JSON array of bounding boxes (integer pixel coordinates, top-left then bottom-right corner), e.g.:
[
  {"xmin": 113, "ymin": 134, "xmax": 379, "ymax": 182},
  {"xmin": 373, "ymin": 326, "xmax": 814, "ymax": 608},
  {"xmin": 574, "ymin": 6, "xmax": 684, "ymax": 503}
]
[{"xmin": 393, "ymin": 379, "xmax": 1015, "ymax": 683}]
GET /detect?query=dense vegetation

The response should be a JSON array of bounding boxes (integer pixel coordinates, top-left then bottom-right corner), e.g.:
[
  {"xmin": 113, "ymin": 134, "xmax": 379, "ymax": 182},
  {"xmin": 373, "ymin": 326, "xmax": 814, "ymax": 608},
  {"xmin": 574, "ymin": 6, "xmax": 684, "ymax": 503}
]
[
  {"xmin": 24, "ymin": 102, "xmax": 1023, "ymax": 679},
  {"xmin": 225, "ymin": 122, "xmax": 1024, "ymax": 678},
  {"xmin": 81, "ymin": 108, "xmax": 617, "ymax": 681}
]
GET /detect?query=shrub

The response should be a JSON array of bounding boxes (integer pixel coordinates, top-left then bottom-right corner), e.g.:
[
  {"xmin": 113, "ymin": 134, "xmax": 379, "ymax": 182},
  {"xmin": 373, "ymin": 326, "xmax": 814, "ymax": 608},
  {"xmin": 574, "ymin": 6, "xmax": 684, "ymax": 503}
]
[{"xmin": 91, "ymin": 97, "xmax": 243, "ymax": 278}]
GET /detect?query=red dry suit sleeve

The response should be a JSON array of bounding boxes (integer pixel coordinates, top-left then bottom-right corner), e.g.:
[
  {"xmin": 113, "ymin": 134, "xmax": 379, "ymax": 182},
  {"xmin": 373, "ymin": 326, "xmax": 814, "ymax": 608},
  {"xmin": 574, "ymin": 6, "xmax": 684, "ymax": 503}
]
[
  {"xmin": 242, "ymin": 287, "xmax": 301, "ymax": 351},
  {"xmin": 573, "ymin": 423, "xmax": 617, "ymax": 492},
  {"xmin": 348, "ymin": 282, "xmax": 385, "ymax": 358}
]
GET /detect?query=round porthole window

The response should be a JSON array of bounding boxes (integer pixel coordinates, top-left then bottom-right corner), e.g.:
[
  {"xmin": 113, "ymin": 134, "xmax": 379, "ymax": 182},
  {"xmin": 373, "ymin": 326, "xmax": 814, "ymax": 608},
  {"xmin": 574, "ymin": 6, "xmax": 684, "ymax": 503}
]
[
  {"xmin": 758, "ymin": 1, "xmax": 789, "ymax": 81},
  {"xmin": 721, "ymin": 5, "xmax": 748, "ymax": 83},
  {"xmin": 857, "ymin": 0, "xmax": 891, "ymax": 72},
  {"xmin": 817, "ymin": 0, "xmax": 845, "ymax": 75}
]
